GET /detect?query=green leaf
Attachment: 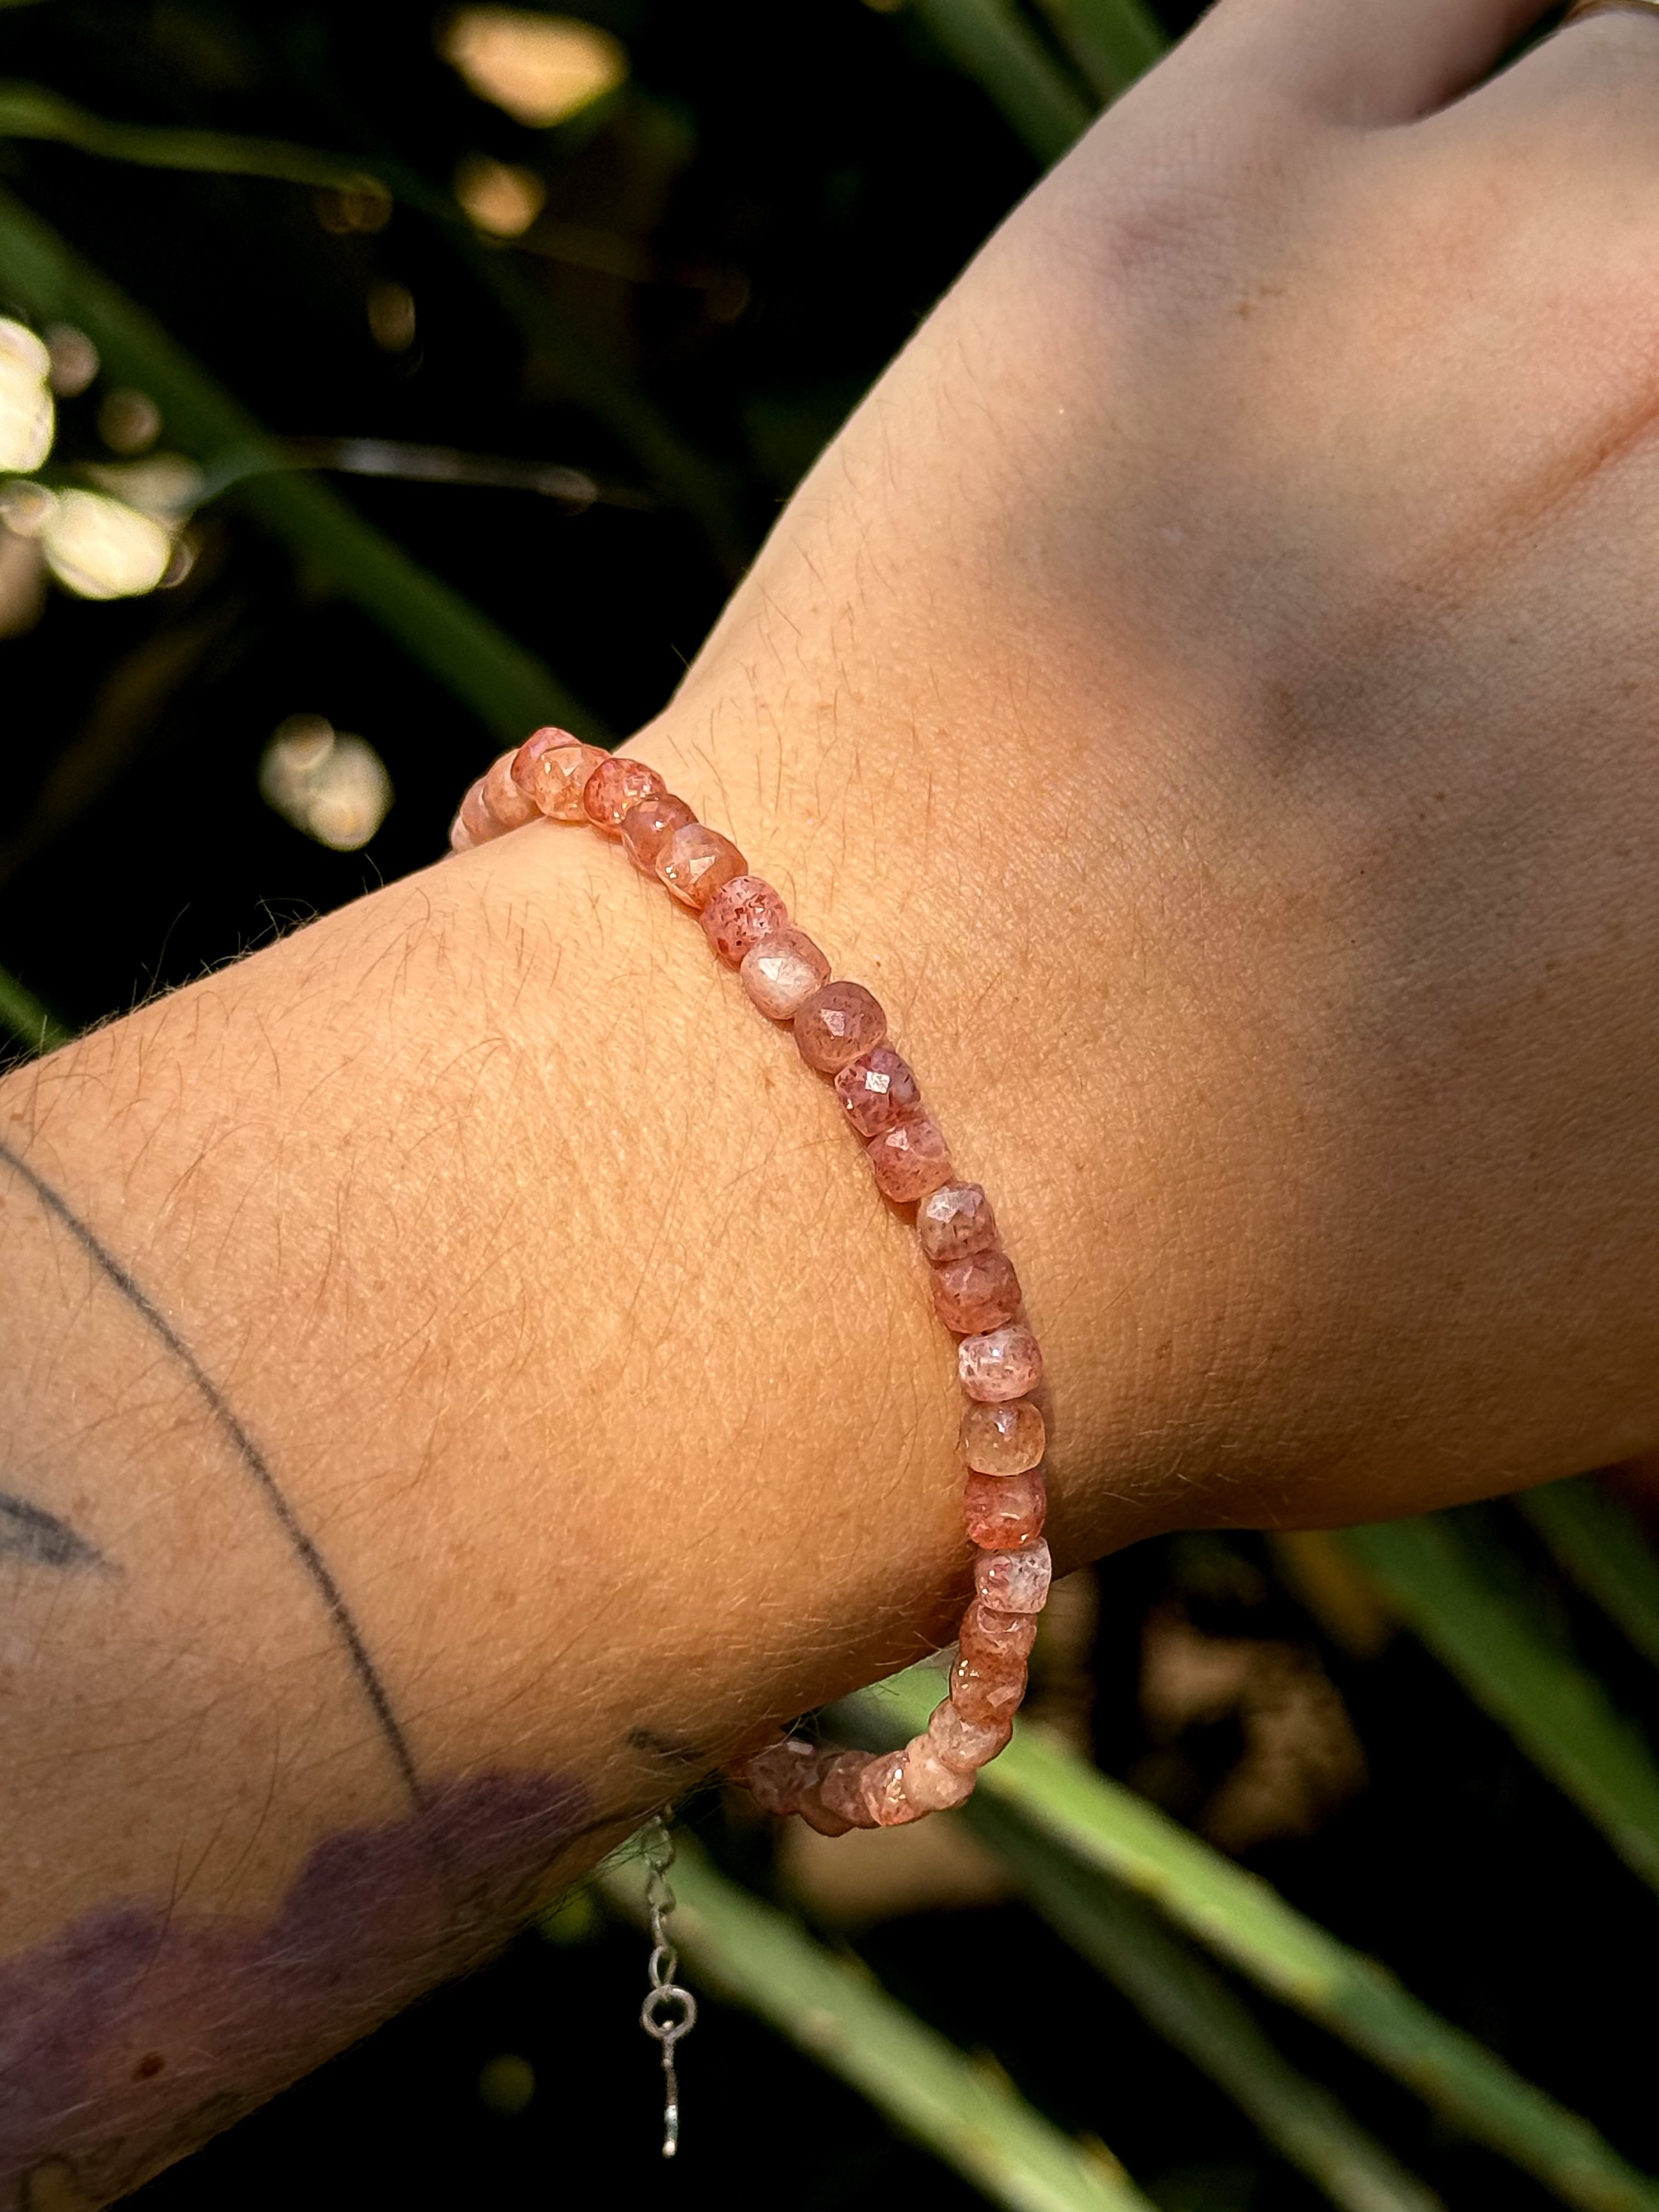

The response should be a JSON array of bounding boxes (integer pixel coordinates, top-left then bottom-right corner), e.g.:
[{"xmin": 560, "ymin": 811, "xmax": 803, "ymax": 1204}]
[
  {"xmin": 906, "ymin": 0, "xmax": 1096, "ymax": 165},
  {"xmin": 595, "ymin": 1830, "xmax": 1156, "ymax": 2212},
  {"xmin": 832, "ymin": 1668, "xmax": 1659, "ymax": 2212},
  {"xmin": 1515, "ymin": 1479, "xmax": 1659, "ymax": 1674},
  {"xmin": 0, "ymin": 78, "xmax": 385, "ymax": 191},
  {"xmin": 0, "ymin": 958, "xmax": 71, "ymax": 1056},
  {"xmin": 0, "ymin": 184, "xmax": 597, "ymax": 744},
  {"xmin": 1029, "ymin": 0, "xmax": 1167, "ymax": 102},
  {"xmin": 970, "ymin": 1795, "xmax": 1445, "ymax": 2212},
  {"xmin": 1339, "ymin": 1513, "xmax": 1659, "ymax": 1897}
]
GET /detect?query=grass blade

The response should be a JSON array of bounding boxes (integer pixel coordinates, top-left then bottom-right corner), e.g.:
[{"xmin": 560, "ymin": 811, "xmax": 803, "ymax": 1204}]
[
  {"xmin": 970, "ymin": 1794, "xmax": 1444, "ymax": 2212},
  {"xmin": 907, "ymin": 0, "xmax": 1094, "ymax": 165},
  {"xmin": 1030, "ymin": 0, "xmax": 1167, "ymax": 101},
  {"xmin": 832, "ymin": 1668, "xmax": 1659, "ymax": 2212},
  {"xmin": 0, "ymin": 959, "xmax": 71, "ymax": 1055},
  {"xmin": 595, "ymin": 1830, "xmax": 1156, "ymax": 2212},
  {"xmin": 0, "ymin": 78, "xmax": 382, "ymax": 191},
  {"xmin": 1339, "ymin": 1514, "xmax": 1659, "ymax": 1895},
  {"xmin": 1515, "ymin": 1479, "xmax": 1659, "ymax": 1674}
]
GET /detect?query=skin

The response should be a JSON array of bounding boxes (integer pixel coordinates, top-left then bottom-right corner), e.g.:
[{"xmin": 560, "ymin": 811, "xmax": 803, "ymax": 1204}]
[{"xmin": 4, "ymin": 0, "xmax": 1659, "ymax": 2193}]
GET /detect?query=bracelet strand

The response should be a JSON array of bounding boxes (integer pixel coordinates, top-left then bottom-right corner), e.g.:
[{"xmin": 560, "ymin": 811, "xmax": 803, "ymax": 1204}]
[{"xmin": 452, "ymin": 730, "xmax": 1052, "ymax": 1832}]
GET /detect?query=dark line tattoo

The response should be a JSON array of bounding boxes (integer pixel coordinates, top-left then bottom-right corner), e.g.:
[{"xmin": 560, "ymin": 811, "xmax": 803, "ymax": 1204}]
[
  {"xmin": 0, "ymin": 1491, "xmax": 106, "ymax": 1573},
  {"xmin": 627, "ymin": 1728, "xmax": 707, "ymax": 1767},
  {"xmin": 0, "ymin": 1137, "xmax": 422, "ymax": 1812}
]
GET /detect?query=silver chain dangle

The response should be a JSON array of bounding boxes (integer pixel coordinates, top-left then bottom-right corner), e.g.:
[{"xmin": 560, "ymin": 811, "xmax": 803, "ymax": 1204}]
[{"xmin": 638, "ymin": 1813, "xmax": 697, "ymax": 2158}]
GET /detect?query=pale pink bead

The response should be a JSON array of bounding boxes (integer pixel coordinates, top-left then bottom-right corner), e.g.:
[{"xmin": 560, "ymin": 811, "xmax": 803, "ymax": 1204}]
[
  {"xmin": 866, "ymin": 1115, "xmax": 953, "ymax": 1203},
  {"xmin": 964, "ymin": 1470, "xmax": 1046, "ymax": 1551},
  {"xmin": 620, "ymin": 792, "xmax": 696, "ymax": 873},
  {"xmin": 797, "ymin": 1786, "xmax": 854, "ymax": 1838},
  {"xmin": 449, "ymin": 805, "xmax": 478, "ymax": 853},
  {"xmin": 899, "ymin": 1734, "xmax": 977, "ymax": 1813},
  {"xmin": 795, "ymin": 981, "xmax": 888, "ymax": 1073},
  {"xmin": 929, "ymin": 1696, "xmax": 1012, "ymax": 1775},
  {"xmin": 960, "ymin": 1400, "xmax": 1045, "ymax": 1477},
  {"xmin": 457, "ymin": 777, "xmax": 498, "ymax": 847},
  {"xmin": 959, "ymin": 1323, "xmax": 1043, "ymax": 1403},
  {"xmin": 740, "ymin": 928, "xmax": 832, "ymax": 1020},
  {"xmin": 917, "ymin": 1182, "xmax": 998, "ymax": 1264},
  {"xmin": 860, "ymin": 1752, "xmax": 927, "ymax": 1827},
  {"xmin": 514, "ymin": 734, "xmax": 606, "ymax": 821},
  {"xmin": 482, "ymin": 749, "xmax": 538, "ymax": 830},
  {"xmin": 834, "ymin": 1047, "xmax": 921, "ymax": 1139},
  {"xmin": 659, "ymin": 823, "xmax": 748, "ymax": 910},
  {"xmin": 974, "ymin": 1538, "xmax": 1052, "ymax": 1615},
  {"xmin": 583, "ymin": 754, "xmax": 668, "ymax": 832},
  {"xmin": 932, "ymin": 1250, "xmax": 1021, "ymax": 1334},
  {"xmin": 736, "ymin": 1736, "xmax": 823, "ymax": 1817},
  {"xmin": 949, "ymin": 1644, "xmax": 1028, "ymax": 1730},
  {"xmin": 701, "ymin": 875, "xmax": 789, "ymax": 966},
  {"xmin": 818, "ymin": 1750, "xmax": 881, "ymax": 1830},
  {"xmin": 961, "ymin": 1599, "xmax": 1039, "ymax": 1667}
]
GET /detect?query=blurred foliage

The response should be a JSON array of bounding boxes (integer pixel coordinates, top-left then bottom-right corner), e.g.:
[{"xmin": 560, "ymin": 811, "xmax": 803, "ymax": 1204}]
[{"xmin": 4, "ymin": 6, "xmax": 1659, "ymax": 2212}]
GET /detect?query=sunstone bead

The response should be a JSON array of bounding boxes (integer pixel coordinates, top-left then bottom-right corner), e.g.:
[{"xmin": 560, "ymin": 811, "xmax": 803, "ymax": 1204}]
[
  {"xmin": 658, "ymin": 823, "xmax": 747, "ymax": 909},
  {"xmin": 917, "ymin": 1182, "xmax": 998, "ymax": 1264},
  {"xmin": 514, "ymin": 733, "xmax": 606, "ymax": 821},
  {"xmin": 701, "ymin": 875, "xmax": 789, "ymax": 966},
  {"xmin": 740, "ymin": 928, "xmax": 831, "ymax": 1020},
  {"xmin": 961, "ymin": 1599, "xmax": 1039, "ymax": 1666},
  {"xmin": 959, "ymin": 1323, "xmax": 1043, "ymax": 1403},
  {"xmin": 738, "ymin": 1737, "xmax": 823, "ymax": 1818},
  {"xmin": 620, "ymin": 792, "xmax": 696, "ymax": 873},
  {"xmin": 834, "ymin": 1047, "xmax": 921, "ymax": 1138},
  {"xmin": 866, "ymin": 1115, "xmax": 953, "ymax": 1202},
  {"xmin": 899, "ymin": 1734, "xmax": 977, "ymax": 1813},
  {"xmin": 929, "ymin": 1696, "xmax": 1013, "ymax": 1775},
  {"xmin": 974, "ymin": 1538, "xmax": 1052, "ymax": 1614},
  {"xmin": 932, "ymin": 1250, "xmax": 1020, "ymax": 1334},
  {"xmin": 454, "ymin": 780, "xmax": 493, "ymax": 848},
  {"xmin": 963, "ymin": 1470, "xmax": 1046, "ymax": 1550},
  {"xmin": 819, "ymin": 1749, "xmax": 881, "ymax": 1830},
  {"xmin": 794, "ymin": 981, "xmax": 887, "ymax": 1073},
  {"xmin": 796, "ymin": 1785, "xmax": 854, "ymax": 1838},
  {"xmin": 960, "ymin": 1399, "xmax": 1045, "ymax": 1477},
  {"xmin": 949, "ymin": 1645, "xmax": 1027, "ymax": 1729},
  {"xmin": 583, "ymin": 754, "xmax": 668, "ymax": 832},
  {"xmin": 860, "ymin": 1752, "xmax": 927, "ymax": 1827},
  {"xmin": 510, "ymin": 726, "xmax": 579, "ymax": 798},
  {"xmin": 482, "ymin": 749, "xmax": 538, "ymax": 830}
]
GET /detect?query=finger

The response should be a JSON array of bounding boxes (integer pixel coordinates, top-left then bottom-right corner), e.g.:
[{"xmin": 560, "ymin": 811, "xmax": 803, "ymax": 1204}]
[
  {"xmin": 1453, "ymin": 3, "xmax": 1659, "ymax": 140},
  {"xmin": 1200, "ymin": 0, "xmax": 1559, "ymax": 126}
]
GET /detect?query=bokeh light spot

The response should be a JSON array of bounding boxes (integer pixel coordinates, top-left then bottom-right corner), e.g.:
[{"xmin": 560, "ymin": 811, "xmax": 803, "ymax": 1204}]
[
  {"xmin": 454, "ymin": 152, "xmax": 547, "ymax": 239},
  {"xmin": 440, "ymin": 9, "xmax": 626, "ymax": 128},
  {"xmin": 40, "ymin": 491, "xmax": 172, "ymax": 600},
  {"xmin": 366, "ymin": 280, "xmax": 418, "ymax": 353},
  {"xmin": 259, "ymin": 716, "xmax": 393, "ymax": 851},
  {"xmin": 477, "ymin": 2053, "xmax": 536, "ymax": 2115},
  {"xmin": 0, "ymin": 320, "xmax": 54, "ymax": 475},
  {"xmin": 97, "ymin": 388, "xmax": 163, "ymax": 456},
  {"xmin": 44, "ymin": 324, "xmax": 99, "ymax": 398}
]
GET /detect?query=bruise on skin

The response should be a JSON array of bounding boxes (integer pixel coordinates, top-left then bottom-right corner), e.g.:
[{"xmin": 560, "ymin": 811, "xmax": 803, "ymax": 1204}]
[
  {"xmin": 0, "ymin": 1770, "xmax": 601, "ymax": 2211},
  {"xmin": 0, "ymin": 1494, "xmax": 105, "ymax": 1575}
]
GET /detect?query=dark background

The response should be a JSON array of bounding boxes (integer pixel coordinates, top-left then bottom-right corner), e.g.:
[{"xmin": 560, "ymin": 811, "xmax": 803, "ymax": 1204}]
[{"xmin": 2, "ymin": 6, "xmax": 1655, "ymax": 2209}]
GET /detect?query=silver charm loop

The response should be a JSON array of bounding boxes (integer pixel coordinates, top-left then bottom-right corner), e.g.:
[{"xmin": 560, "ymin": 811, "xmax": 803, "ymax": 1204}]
[{"xmin": 639, "ymin": 1814, "xmax": 695, "ymax": 2157}]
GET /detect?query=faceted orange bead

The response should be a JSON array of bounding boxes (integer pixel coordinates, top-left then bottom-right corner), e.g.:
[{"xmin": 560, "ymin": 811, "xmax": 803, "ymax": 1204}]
[
  {"xmin": 917, "ymin": 1183, "xmax": 998, "ymax": 1264},
  {"xmin": 959, "ymin": 1323, "xmax": 1043, "ymax": 1402},
  {"xmin": 701, "ymin": 875, "xmax": 789, "ymax": 966},
  {"xmin": 740, "ymin": 928, "xmax": 831, "ymax": 1020},
  {"xmin": 819, "ymin": 1750, "xmax": 881, "ymax": 1830},
  {"xmin": 866, "ymin": 1115, "xmax": 953, "ymax": 1202},
  {"xmin": 960, "ymin": 1599, "xmax": 1039, "ymax": 1667},
  {"xmin": 796, "ymin": 1786, "xmax": 854, "ymax": 1838},
  {"xmin": 511, "ymin": 725, "xmax": 581, "ymax": 797},
  {"xmin": 860, "ymin": 1752, "xmax": 927, "ymax": 1827},
  {"xmin": 455, "ymin": 779, "xmax": 494, "ymax": 847},
  {"xmin": 932, "ymin": 1250, "xmax": 1020, "ymax": 1334},
  {"xmin": 949, "ymin": 1645, "xmax": 1027, "ymax": 1729},
  {"xmin": 899, "ymin": 1734, "xmax": 976, "ymax": 1813},
  {"xmin": 620, "ymin": 792, "xmax": 695, "ymax": 873},
  {"xmin": 583, "ymin": 754, "xmax": 668, "ymax": 832},
  {"xmin": 658, "ymin": 823, "xmax": 748, "ymax": 910},
  {"xmin": 835, "ymin": 1047, "xmax": 921, "ymax": 1138},
  {"xmin": 738, "ymin": 1737, "xmax": 823, "ymax": 1817},
  {"xmin": 928, "ymin": 1697, "xmax": 1012, "ymax": 1775},
  {"xmin": 973, "ymin": 1538, "xmax": 1052, "ymax": 1614},
  {"xmin": 963, "ymin": 1470, "xmax": 1046, "ymax": 1550},
  {"xmin": 960, "ymin": 1400, "xmax": 1045, "ymax": 1477},
  {"xmin": 482, "ymin": 749, "xmax": 538, "ymax": 830},
  {"xmin": 795, "ymin": 981, "xmax": 887, "ymax": 1073},
  {"xmin": 514, "ymin": 733, "xmax": 606, "ymax": 821}
]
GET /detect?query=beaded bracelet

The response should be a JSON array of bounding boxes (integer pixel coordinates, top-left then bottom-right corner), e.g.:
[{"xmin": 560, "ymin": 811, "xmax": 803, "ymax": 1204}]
[{"xmin": 452, "ymin": 729, "xmax": 1051, "ymax": 1833}]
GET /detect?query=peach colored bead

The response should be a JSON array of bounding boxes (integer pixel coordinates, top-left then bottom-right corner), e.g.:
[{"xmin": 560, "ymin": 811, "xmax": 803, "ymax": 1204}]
[
  {"xmin": 974, "ymin": 1538, "xmax": 1052, "ymax": 1614},
  {"xmin": 793, "ymin": 981, "xmax": 887, "ymax": 1073},
  {"xmin": 950, "ymin": 1646, "xmax": 1028, "ymax": 1730},
  {"xmin": 449, "ymin": 792, "xmax": 482, "ymax": 851},
  {"xmin": 482, "ymin": 749, "xmax": 538, "ymax": 831},
  {"xmin": 961, "ymin": 1600, "xmax": 1039, "ymax": 1666},
  {"xmin": 583, "ymin": 754, "xmax": 668, "ymax": 832},
  {"xmin": 514, "ymin": 733, "xmax": 606, "ymax": 821},
  {"xmin": 740, "ymin": 928, "xmax": 832, "ymax": 1020},
  {"xmin": 866, "ymin": 1115, "xmax": 953, "ymax": 1202},
  {"xmin": 932, "ymin": 1250, "xmax": 1021, "ymax": 1334},
  {"xmin": 959, "ymin": 1323, "xmax": 1043, "ymax": 1403},
  {"xmin": 929, "ymin": 1697, "xmax": 1012, "ymax": 1775},
  {"xmin": 834, "ymin": 1047, "xmax": 921, "ymax": 1139},
  {"xmin": 620, "ymin": 792, "xmax": 695, "ymax": 873},
  {"xmin": 796, "ymin": 1786, "xmax": 854, "ymax": 1838},
  {"xmin": 819, "ymin": 1750, "xmax": 880, "ymax": 1831},
  {"xmin": 701, "ymin": 875, "xmax": 789, "ymax": 966},
  {"xmin": 964, "ymin": 1470, "xmax": 1046, "ymax": 1551},
  {"xmin": 659, "ymin": 822, "xmax": 748, "ymax": 910},
  {"xmin": 900, "ymin": 1734, "xmax": 977, "ymax": 1813},
  {"xmin": 860, "ymin": 1752, "xmax": 927, "ymax": 1828},
  {"xmin": 456, "ymin": 777, "xmax": 496, "ymax": 847},
  {"xmin": 960, "ymin": 1400, "xmax": 1045, "ymax": 1477},
  {"xmin": 737, "ymin": 1737, "xmax": 823, "ymax": 1817},
  {"xmin": 917, "ymin": 1182, "xmax": 998, "ymax": 1264}
]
